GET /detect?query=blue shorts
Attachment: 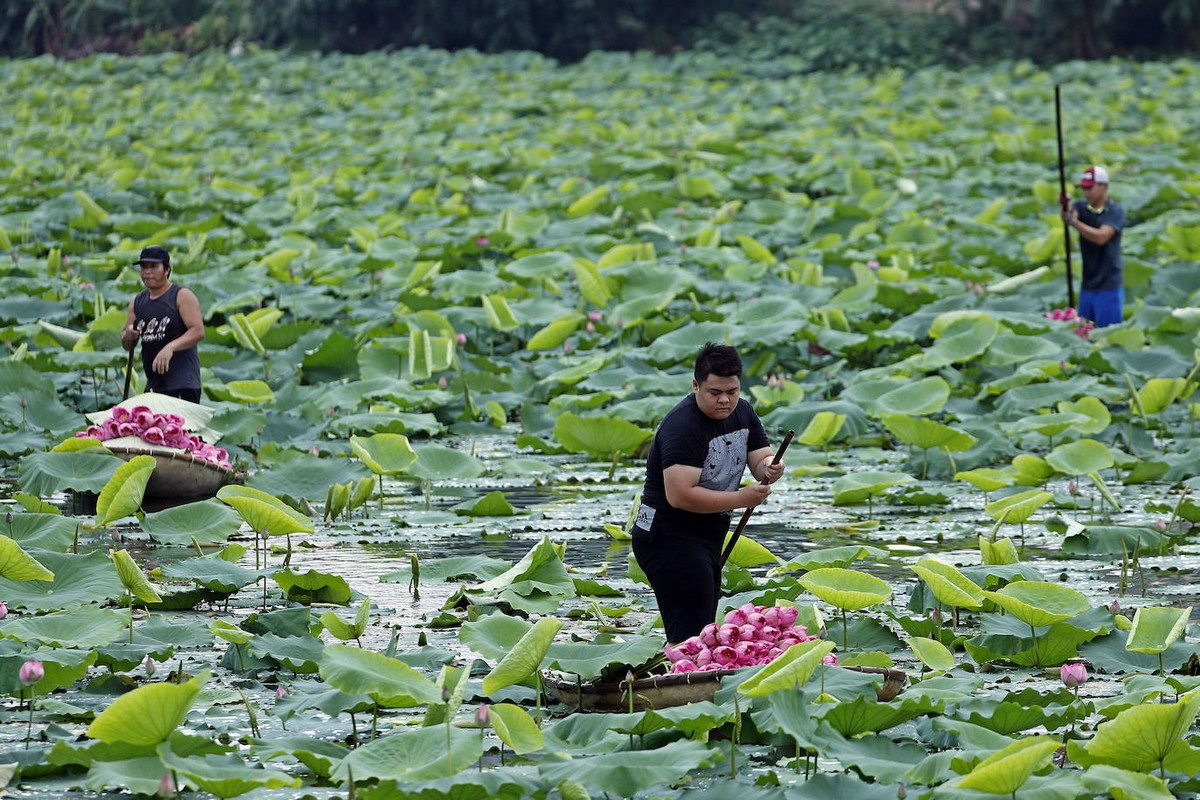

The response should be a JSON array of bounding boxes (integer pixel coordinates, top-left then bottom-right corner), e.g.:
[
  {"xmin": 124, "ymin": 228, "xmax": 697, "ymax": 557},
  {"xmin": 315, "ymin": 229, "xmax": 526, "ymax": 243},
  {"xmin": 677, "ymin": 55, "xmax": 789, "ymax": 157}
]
[{"xmin": 1079, "ymin": 288, "xmax": 1123, "ymax": 327}]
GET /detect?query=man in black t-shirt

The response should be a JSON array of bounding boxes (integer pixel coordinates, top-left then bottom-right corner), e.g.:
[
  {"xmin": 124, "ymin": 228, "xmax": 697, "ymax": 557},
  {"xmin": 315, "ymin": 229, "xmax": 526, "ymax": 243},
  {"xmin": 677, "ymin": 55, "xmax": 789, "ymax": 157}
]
[
  {"xmin": 632, "ymin": 342, "xmax": 785, "ymax": 643},
  {"xmin": 1062, "ymin": 165, "xmax": 1126, "ymax": 327}
]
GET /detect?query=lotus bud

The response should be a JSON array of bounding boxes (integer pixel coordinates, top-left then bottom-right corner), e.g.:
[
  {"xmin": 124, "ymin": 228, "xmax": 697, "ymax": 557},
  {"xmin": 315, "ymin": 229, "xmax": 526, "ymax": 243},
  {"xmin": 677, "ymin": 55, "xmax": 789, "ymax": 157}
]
[
  {"xmin": 897, "ymin": 783, "xmax": 907, "ymax": 800},
  {"xmin": 437, "ymin": 376, "xmax": 448, "ymax": 388},
  {"xmin": 563, "ymin": 341, "xmax": 573, "ymax": 354},
  {"xmin": 929, "ymin": 606, "xmax": 943, "ymax": 627},
  {"xmin": 712, "ymin": 645, "xmax": 737, "ymax": 666},
  {"xmin": 679, "ymin": 637, "xmax": 703, "ymax": 657},
  {"xmin": 716, "ymin": 624, "xmax": 739, "ymax": 646},
  {"xmin": 695, "ymin": 649, "xmax": 712, "ymax": 666},
  {"xmin": 673, "ymin": 659, "xmax": 697, "ymax": 673},
  {"xmin": 699, "ymin": 624, "xmax": 719, "ymax": 648},
  {"xmin": 1155, "ymin": 519, "xmax": 1167, "ymax": 532},
  {"xmin": 0, "ymin": 602, "xmax": 6, "ymax": 620},
  {"xmin": 1060, "ymin": 660, "xmax": 1088, "ymax": 689},
  {"xmin": 18, "ymin": 660, "xmax": 43, "ymax": 686},
  {"xmin": 276, "ymin": 685, "xmax": 286, "ymax": 698},
  {"xmin": 822, "ymin": 653, "xmax": 838, "ymax": 667},
  {"xmin": 455, "ymin": 332, "xmax": 467, "ymax": 345},
  {"xmin": 724, "ymin": 608, "xmax": 748, "ymax": 627},
  {"xmin": 767, "ymin": 647, "xmax": 782, "ymax": 660},
  {"xmin": 776, "ymin": 606, "xmax": 798, "ymax": 628},
  {"xmin": 585, "ymin": 321, "xmax": 594, "ymax": 333},
  {"xmin": 156, "ymin": 773, "xmax": 176, "ymax": 798},
  {"xmin": 1108, "ymin": 600, "xmax": 1121, "ymax": 615},
  {"xmin": 441, "ymin": 686, "xmax": 452, "ymax": 703},
  {"xmin": 663, "ymin": 643, "xmax": 685, "ymax": 662},
  {"xmin": 475, "ymin": 236, "xmax": 489, "ymax": 247},
  {"xmin": 143, "ymin": 655, "xmax": 156, "ymax": 678},
  {"xmin": 475, "ymin": 703, "xmax": 491, "ymax": 726},
  {"xmin": 1068, "ymin": 481, "xmax": 1079, "ymax": 496},
  {"xmin": 4, "ymin": 512, "xmax": 10, "ymax": 525},
  {"xmin": 759, "ymin": 625, "xmax": 780, "ymax": 641},
  {"xmin": 587, "ymin": 311, "xmax": 602, "ymax": 323},
  {"xmin": 746, "ymin": 612, "xmax": 766, "ymax": 630},
  {"xmin": 762, "ymin": 606, "xmax": 781, "ymax": 628}
]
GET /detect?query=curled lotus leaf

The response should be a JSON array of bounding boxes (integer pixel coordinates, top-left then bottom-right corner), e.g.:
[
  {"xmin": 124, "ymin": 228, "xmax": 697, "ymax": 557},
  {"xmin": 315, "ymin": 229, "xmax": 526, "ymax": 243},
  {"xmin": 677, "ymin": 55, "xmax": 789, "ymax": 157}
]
[
  {"xmin": 910, "ymin": 559, "xmax": 984, "ymax": 610},
  {"xmin": 982, "ymin": 581, "xmax": 1091, "ymax": 627},
  {"xmin": 799, "ymin": 567, "xmax": 892, "ymax": 611}
]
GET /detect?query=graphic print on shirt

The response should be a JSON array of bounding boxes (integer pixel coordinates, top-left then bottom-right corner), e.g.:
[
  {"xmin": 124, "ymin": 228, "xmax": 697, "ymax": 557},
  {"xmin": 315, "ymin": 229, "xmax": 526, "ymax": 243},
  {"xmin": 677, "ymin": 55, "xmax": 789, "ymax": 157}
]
[
  {"xmin": 699, "ymin": 429, "xmax": 749, "ymax": 492},
  {"xmin": 141, "ymin": 315, "xmax": 172, "ymax": 344}
]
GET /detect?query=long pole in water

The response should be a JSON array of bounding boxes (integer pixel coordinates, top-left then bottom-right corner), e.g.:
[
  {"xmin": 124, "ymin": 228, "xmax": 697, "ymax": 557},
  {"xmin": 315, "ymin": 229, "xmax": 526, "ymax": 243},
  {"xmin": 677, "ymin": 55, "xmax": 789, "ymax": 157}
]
[
  {"xmin": 720, "ymin": 429, "xmax": 794, "ymax": 567},
  {"xmin": 1055, "ymin": 84, "xmax": 1076, "ymax": 310}
]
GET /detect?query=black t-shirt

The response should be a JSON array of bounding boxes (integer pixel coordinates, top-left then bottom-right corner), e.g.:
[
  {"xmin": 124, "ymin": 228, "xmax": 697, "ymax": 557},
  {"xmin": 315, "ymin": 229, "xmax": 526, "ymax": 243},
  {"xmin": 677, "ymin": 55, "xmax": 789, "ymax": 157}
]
[
  {"xmin": 634, "ymin": 393, "xmax": 770, "ymax": 542},
  {"xmin": 133, "ymin": 284, "xmax": 201, "ymax": 392},
  {"xmin": 1072, "ymin": 198, "xmax": 1125, "ymax": 292}
]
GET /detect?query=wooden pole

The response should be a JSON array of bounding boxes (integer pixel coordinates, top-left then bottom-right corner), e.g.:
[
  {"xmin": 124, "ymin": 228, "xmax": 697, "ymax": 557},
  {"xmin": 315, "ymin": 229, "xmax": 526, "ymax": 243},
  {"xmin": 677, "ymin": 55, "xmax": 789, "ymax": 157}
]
[{"xmin": 720, "ymin": 429, "xmax": 795, "ymax": 566}]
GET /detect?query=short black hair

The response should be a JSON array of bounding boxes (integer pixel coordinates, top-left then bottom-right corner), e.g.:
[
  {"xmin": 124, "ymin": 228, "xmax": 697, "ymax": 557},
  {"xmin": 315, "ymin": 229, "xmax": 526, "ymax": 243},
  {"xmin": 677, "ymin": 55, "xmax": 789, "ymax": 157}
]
[{"xmin": 694, "ymin": 342, "xmax": 743, "ymax": 383}]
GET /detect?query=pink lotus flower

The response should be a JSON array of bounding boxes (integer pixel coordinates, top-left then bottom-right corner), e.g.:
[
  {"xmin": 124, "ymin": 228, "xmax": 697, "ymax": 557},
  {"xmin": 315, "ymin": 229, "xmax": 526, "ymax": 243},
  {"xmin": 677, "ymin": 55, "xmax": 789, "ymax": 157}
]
[
  {"xmin": 695, "ymin": 649, "xmax": 712, "ymax": 667},
  {"xmin": 142, "ymin": 426, "xmax": 166, "ymax": 445},
  {"xmin": 475, "ymin": 236, "xmax": 489, "ymax": 247},
  {"xmin": 156, "ymin": 773, "xmax": 175, "ymax": 798},
  {"xmin": 132, "ymin": 408, "xmax": 155, "ymax": 429},
  {"xmin": 587, "ymin": 311, "xmax": 602, "ymax": 322},
  {"xmin": 724, "ymin": 608, "xmax": 749, "ymax": 627},
  {"xmin": 455, "ymin": 332, "xmax": 467, "ymax": 345},
  {"xmin": 716, "ymin": 624, "xmax": 740, "ymax": 646},
  {"xmin": 776, "ymin": 606, "xmax": 798, "ymax": 628},
  {"xmin": 0, "ymin": 602, "xmax": 7, "ymax": 620},
  {"xmin": 110, "ymin": 407, "xmax": 132, "ymax": 422},
  {"xmin": 822, "ymin": 653, "xmax": 838, "ymax": 666},
  {"xmin": 19, "ymin": 661, "xmax": 43, "ymax": 686},
  {"xmin": 474, "ymin": 703, "xmax": 490, "ymax": 725},
  {"xmin": 116, "ymin": 421, "xmax": 138, "ymax": 438},
  {"xmin": 672, "ymin": 659, "xmax": 698, "ymax": 674},
  {"xmin": 1061, "ymin": 661, "xmax": 1088, "ymax": 689},
  {"xmin": 699, "ymin": 624, "xmax": 719, "ymax": 648}
]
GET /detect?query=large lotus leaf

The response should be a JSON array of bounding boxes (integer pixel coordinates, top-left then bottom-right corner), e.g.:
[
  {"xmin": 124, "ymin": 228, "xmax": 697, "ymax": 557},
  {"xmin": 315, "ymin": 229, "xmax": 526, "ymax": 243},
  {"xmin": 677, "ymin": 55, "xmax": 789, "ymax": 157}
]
[
  {"xmin": 737, "ymin": 639, "xmax": 836, "ymax": 697},
  {"xmin": 1003, "ymin": 412, "xmax": 1092, "ymax": 439},
  {"xmin": 111, "ymin": 549, "xmax": 161, "ymax": 604},
  {"xmin": 979, "ymin": 536, "xmax": 1020, "ymax": 566},
  {"xmin": 775, "ymin": 545, "xmax": 889, "ymax": 573},
  {"xmin": 451, "ymin": 490, "xmax": 517, "ymax": 517},
  {"xmin": 4, "ymin": 513, "xmax": 75, "ymax": 551},
  {"xmin": 817, "ymin": 691, "xmax": 949, "ymax": 739},
  {"xmin": 1080, "ymin": 764, "xmax": 1175, "ymax": 800},
  {"xmin": 870, "ymin": 376, "xmax": 950, "ymax": 417},
  {"xmin": 216, "ymin": 485, "xmax": 315, "ymax": 536},
  {"xmin": 1011, "ymin": 454, "xmax": 1055, "ymax": 486},
  {"xmin": 1067, "ymin": 687, "xmax": 1200, "ymax": 773},
  {"xmin": 798, "ymin": 410, "xmax": 846, "ymax": 447},
  {"xmin": 527, "ymin": 314, "xmax": 584, "ymax": 350},
  {"xmin": 157, "ymin": 747, "xmax": 302, "ymax": 798},
  {"xmin": 403, "ymin": 444, "xmax": 485, "ymax": 481},
  {"xmin": 83, "ymin": 756, "xmax": 179, "ymax": 796},
  {"xmin": 553, "ymin": 412, "xmax": 652, "ymax": 458},
  {"xmin": 248, "ymin": 632, "xmax": 324, "ymax": 674},
  {"xmin": 0, "ymin": 535, "xmax": 55, "ymax": 582},
  {"xmin": 910, "ymin": 559, "xmax": 984, "ymax": 610},
  {"xmin": 332, "ymin": 725, "xmax": 481, "ymax": 783},
  {"xmin": 458, "ymin": 614, "xmax": 533, "ymax": 661},
  {"xmin": 832, "ymin": 471, "xmax": 914, "ymax": 504},
  {"xmin": 482, "ymin": 617, "xmax": 562, "ymax": 695},
  {"xmin": 17, "ymin": 450, "xmax": 121, "ymax": 496},
  {"xmin": 0, "ymin": 550, "xmax": 123, "ymax": 611},
  {"xmin": 350, "ymin": 432, "xmax": 417, "ymax": 475},
  {"xmin": 882, "ymin": 414, "xmax": 976, "ymax": 451},
  {"xmin": 490, "ymin": 702, "xmax": 544, "ymax": 755},
  {"xmin": 1136, "ymin": 377, "xmax": 1191, "ymax": 415},
  {"xmin": 985, "ymin": 489, "xmax": 1053, "ymax": 524},
  {"xmin": 1057, "ymin": 396, "xmax": 1112, "ymax": 435},
  {"xmin": 537, "ymin": 739, "xmax": 712, "ymax": 797},
  {"xmin": 273, "ymin": 569, "xmax": 352, "ymax": 605},
  {"xmin": 140, "ymin": 500, "xmax": 243, "ymax": 545},
  {"xmin": 162, "ymin": 557, "xmax": 258, "ymax": 593},
  {"xmin": 543, "ymin": 633, "xmax": 664, "ymax": 681},
  {"xmin": 320, "ymin": 597, "xmax": 371, "ymax": 642},
  {"xmin": 1, "ymin": 605, "xmax": 127, "ymax": 648},
  {"xmin": 319, "ymin": 644, "xmax": 443, "ymax": 707},
  {"xmin": 955, "ymin": 468, "xmax": 1016, "ymax": 493},
  {"xmin": 982, "ymin": 582, "xmax": 1091, "ymax": 627},
  {"xmin": 918, "ymin": 315, "xmax": 1001, "ymax": 367},
  {"xmin": 473, "ymin": 537, "xmax": 574, "ymax": 599},
  {"xmin": 722, "ymin": 531, "xmax": 780, "ymax": 568},
  {"xmin": 800, "ymin": 567, "xmax": 892, "ymax": 611},
  {"xmin": 982, "ymin": 330, "xmax": 1065, "ymax": 367},
  {"xmin": 1045, "ymin": 439, "xmax": 1114, "ymax": 476},
  {"xmin": 246, "ymin": 456, "xmax": 370, "ymax": 503},
  {"xmin": 1126, "ymin": 606, "xmax": 1191, "ymax": 654},
  {"xmin": 910, "ymin": 636, "xmax": 958, "ymax": 672},
  {"xmin": 380, "ymin": 554, "xmax": 510, "ymax": 586},
  {"xmin": 88, "ymin": 671, "xmax": 208, "ymax": 745},
  {"xmin": 956, "ymin": 736, "xmax": 1062, "ymax": 794},
  {"xmin": 0, "ymin": 646, "xmax": 97, "ymax": 695}
]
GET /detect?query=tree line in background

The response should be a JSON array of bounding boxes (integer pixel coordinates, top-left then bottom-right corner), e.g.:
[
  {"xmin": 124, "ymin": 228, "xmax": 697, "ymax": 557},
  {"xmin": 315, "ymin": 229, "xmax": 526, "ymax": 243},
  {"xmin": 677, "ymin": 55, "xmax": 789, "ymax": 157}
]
[{"xmin": 1, "ymin": 0, "xmax": 1197, "ymax": 65}]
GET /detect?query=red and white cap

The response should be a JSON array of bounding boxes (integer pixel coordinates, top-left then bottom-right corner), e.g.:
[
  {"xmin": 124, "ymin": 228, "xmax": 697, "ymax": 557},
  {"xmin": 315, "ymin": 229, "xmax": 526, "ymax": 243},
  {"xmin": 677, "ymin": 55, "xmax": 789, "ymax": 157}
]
[{"xmin": 1077, "ymin": 166, "xmax": 1109, "ymax": 187}]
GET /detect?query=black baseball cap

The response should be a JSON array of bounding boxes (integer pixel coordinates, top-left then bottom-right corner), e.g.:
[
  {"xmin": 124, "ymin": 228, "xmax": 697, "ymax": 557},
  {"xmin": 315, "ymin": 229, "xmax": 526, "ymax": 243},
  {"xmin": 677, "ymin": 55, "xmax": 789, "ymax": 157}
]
[{"xmin": 132, "ymin": 245, "xmax": 170, "ymax": 266}]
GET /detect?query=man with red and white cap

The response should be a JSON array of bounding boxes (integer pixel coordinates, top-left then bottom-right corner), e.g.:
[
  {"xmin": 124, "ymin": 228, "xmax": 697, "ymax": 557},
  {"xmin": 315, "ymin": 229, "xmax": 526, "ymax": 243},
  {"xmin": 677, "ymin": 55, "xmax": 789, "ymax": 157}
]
[{"xmin": 1062, "ymin": 166, "xmax": 1125, "ymax": 327}]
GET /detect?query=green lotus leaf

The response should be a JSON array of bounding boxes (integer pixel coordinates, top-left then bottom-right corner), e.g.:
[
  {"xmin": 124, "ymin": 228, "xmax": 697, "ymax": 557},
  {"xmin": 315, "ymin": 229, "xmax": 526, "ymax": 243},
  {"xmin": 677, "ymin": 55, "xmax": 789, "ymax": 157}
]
[
  {"xmin": 162, "ymin": 557, "xmax": 257, "ymax": 593},
  {"xmin": 247, "ymin": 456, "xmax": 371, "ymax": 503},
  {"xmin": 87, "ymin": 671, "xmax": 208, "ymax": 745},
  {"xmin": 451, "ymin": 490, "xmax": 517, "ymax": 517},
  {"xmin": 273, "ymin": 569, "xmax": 352, "ymax": 605},
  {"xmin": 882, "ymin": 414, "xmax": 976, "ymax": 451},
  {"xmin": 721, "ymin": 532, "xmax": 780, "ymax": 568},
  {"xmin": 955, "ymin": 468, "xmax": 1015, "ymax": 493},
  {"xmin": 0, "ymin": 551, "xmax": 124, "ymax": 611},
  {"xmin": 799, "ymin": 567, "xmax": 892, "ymax": 611},
  {"xmin": 0, "ymin": 534, "xmax": 55, "ymax": 582},
  {"xmin": 349, "ymin": 433, "xmax": 417, "ymax": 475},
  {"xmin": 553, "ymin": 412, "xmax": 652, "ymax": 459},
  {"xmin": 1011, "ymin": 454, "xmax": 1055, "ymax": 486},
  {"xmin": 140, "ymin": 500, "xmax": 243, "ymax": 545},
  {"xmin": 985, "ymin": 489, "xmax": 1053, "ymax": 524},
  {"xmin": 3, "ymin": 513, "xmax": 75, "ymax": 551},
  {"xmin": 919, "ymin": 315, "xmax": 1001, "ymax": 367},
  {"xmin": 320, "ymin": 597, "xmax": 371, "ymax": 642},
  {"xmin": 17, "ymin": 451, "xmax": 120, "ymax": 497},
  {"xmin": 956, "ymin": 736, "xmax": 1062, "ymax": 794},
  {"xmin": 979, "ymin": 536, "xmax": 1020, "ymax": 566},
  {"xmin": 216, "ymin": 485, "xmax": 315, "ymax": 536},
  {"xmin": 157, "ymin": 746, "xmax": 302, "ymax": 797},
  {"xmin": 538, "ymin": 739, "xmax": 713, "ymax": 798},
  {"xmin": 832, "ymin": 471, "xmax": 914, "ymax": 504},
  {"xmin": 1068, "ymin": 687, "xmax": 1200, "ymax": 773},
  {"xmin": 871, "ymin": 376, "xmax": 950, "ymax": 417},
  {"xmin": 212, "ymin": 379, "xmax": 275, "ymax": 404},
  {"xmin": 910, "ymin": 559, "xmax": 984, "ymax": 610},
  {"xmin": 110, "ymin": 549, "xmax": 161, "ymax": 605},
  {"xmin": 1136, "ymin": 377, "xmax": 1190, "ymax": 416},
  {"xmin": 797, "ymin": 411, "xmax": 846, "ymax": 447},
  {"xmin": 92, "ymin": 456, "xmax": 155, "ymax": 529},
  {"xmin": 0, "ymin": 605, "xmax": 126, "ymax": 648},
  {"xmin": 1057, "ymin": 396, "xmax": 1112, "ymax": 435},
  {"xmin": 527, "ymin": 314, "xmax": 584, "ymax": 350},
  {"xmin": 982, "ymin": 582, "xmax": 1091, "ymax": 627},
  {"xmin": 910, "ymin": 636, "xmax": 957, "ymax": 672},
  {"xmin": 543, "ymin": 634, "xmax": 665, "ymax": 682},
  {"xmin": 490, "ymin": 702, "xmax": 544, "ymax": 755},
  {"xmin": 210, "ymin": 619, "xmax": 254, "ymax": 646},
  {"xmin": 482, "ymin": 294, "xmax": 520, "ymax": 331},
  {"xmin": 1045, "ymin": 439, "xmax": 1115, "ymax": 476},
  {"xmin": 403, "ymin": 444, "xmax": 486, "ymax": 480},
  {"xmin": 1003, "ymin": 411, "xmax": 1093, "ymax": 439},
  {"xmin": 482, "ymin": 617, "xmax": 562, "ymax": 695},
  {"xmin": 775, "ymin": 545, "xmax": 889, "ymax": 573},
  {"xmin": 1080, "ymin": 764, "xmax": 1175, "ymax": 800},
  {"xmin": 332, "ymin": 725, "xmax": 481, "ymax": 783},
  {"xmin": 1126, "ymin": 606, "xmax": 1191, "ymax": 654},
  {"xmin": 319, "ymin": 644, "xmax": 443, "ymax": 707},
  {"xmin": 738, "ymin": 639, "xmax": 836, "ymax": 697}
]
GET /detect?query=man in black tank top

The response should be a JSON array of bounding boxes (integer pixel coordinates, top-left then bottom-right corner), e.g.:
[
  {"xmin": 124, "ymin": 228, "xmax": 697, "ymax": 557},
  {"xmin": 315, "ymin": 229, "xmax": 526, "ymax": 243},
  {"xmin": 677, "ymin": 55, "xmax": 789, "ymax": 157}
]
[{"xmin": 120, "ymin": 245, "xmax": 205, "ymax": 403}]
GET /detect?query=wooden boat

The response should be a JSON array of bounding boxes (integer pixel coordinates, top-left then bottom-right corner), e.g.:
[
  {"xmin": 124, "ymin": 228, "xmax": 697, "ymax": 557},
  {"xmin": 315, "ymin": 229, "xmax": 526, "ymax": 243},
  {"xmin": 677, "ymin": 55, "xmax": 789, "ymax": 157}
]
[
  {"xmin": 105, "ymin": 443, "xmax": 239, "ymax": 501},
  {"xmin": 548, "ymin": 665, "xmax": 906, "ymax": 713}
]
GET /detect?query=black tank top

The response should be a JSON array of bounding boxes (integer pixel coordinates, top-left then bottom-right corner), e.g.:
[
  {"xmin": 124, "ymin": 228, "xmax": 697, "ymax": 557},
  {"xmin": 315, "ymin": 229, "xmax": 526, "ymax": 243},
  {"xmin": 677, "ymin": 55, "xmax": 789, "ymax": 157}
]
[{"xmin": 133, "ymin": 284, "xmax": 201, "ymax": 392}]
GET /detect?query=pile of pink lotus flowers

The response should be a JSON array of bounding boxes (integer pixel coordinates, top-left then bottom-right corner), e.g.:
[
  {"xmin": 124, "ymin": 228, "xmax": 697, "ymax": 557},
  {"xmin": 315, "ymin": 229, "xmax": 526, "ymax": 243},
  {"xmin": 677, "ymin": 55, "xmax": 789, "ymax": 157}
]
[
  {"xmin": 78, "ymin": 406, "xmax": 231, "ymax": 469},
  {"xmin": 663, "ymin": 603, "xmax": 836, "ymax": 673},
  {"xmin": 1043, "ymin": 307, "xmax": 1095, "ymax": 337}
]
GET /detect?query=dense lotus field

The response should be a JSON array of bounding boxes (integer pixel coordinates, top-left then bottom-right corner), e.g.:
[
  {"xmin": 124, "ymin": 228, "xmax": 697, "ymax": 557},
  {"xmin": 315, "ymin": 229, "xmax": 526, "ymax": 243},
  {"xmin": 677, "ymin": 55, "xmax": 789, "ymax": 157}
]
[{"xmin": 0, "ymin": 46, "xmax": 1199, "ymax": 798}]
